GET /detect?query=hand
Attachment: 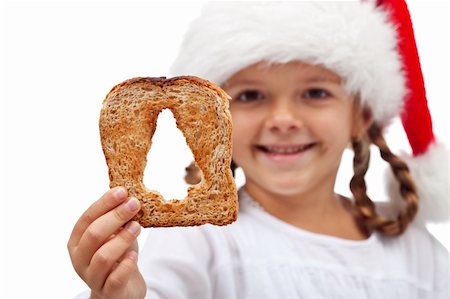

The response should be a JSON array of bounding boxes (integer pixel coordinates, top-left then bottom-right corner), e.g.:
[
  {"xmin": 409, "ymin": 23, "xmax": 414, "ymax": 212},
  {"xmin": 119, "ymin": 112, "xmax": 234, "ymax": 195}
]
[{"xmin": 68, "ymin": 187, "xmax": 146, "ymax": 299}]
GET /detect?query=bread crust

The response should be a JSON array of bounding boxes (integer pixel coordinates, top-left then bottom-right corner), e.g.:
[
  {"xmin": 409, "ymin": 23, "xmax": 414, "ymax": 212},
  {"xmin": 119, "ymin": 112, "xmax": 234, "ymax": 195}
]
[{"xmin": 99, "ymin": 76, "xmax": 238, "ymax": 227}]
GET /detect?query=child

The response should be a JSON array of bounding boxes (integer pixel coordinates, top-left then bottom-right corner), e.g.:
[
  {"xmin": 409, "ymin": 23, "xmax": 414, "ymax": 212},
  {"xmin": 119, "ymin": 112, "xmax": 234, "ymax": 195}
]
[{"xmin": 68, "ymin": 1, "xmax": 449, "ymax": 298}]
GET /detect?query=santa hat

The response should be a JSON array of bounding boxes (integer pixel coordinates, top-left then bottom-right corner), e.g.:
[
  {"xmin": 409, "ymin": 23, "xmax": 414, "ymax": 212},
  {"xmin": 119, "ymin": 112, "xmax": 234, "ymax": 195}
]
[{"xmin": 170, "ymin": 1, "xmax": 448, "ymax": 223}]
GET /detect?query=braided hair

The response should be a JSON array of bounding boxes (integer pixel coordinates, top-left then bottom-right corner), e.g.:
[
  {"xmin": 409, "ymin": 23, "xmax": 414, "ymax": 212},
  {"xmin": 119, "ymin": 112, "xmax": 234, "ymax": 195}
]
[{"xmin": 350, "ymin": 123, "xmax": 419, "ymax": 236}]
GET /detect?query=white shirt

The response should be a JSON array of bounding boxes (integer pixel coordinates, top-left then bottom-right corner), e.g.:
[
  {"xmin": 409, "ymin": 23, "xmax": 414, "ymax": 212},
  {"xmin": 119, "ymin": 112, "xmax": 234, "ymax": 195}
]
[{"xmin": 140, "ymin": 189, "xmax": 449, "ymax": 299}]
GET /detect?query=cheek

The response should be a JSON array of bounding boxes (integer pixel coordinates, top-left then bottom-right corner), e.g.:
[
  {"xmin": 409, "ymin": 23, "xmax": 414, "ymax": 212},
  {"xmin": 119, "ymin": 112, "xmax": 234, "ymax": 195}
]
[
  {"xmin": 231, "ymin": 112, "xmax": 257, "ymax": 159},
  {"xmin": 310, "ymin": 113, "xmax": 353, "ymax": 146}
]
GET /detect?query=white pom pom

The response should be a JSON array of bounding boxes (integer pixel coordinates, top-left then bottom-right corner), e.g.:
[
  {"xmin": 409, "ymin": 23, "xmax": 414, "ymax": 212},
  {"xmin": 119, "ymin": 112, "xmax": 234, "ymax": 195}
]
[{"xmin": 386, "ymin": 142, "xmax": 449, "ymax": 224}]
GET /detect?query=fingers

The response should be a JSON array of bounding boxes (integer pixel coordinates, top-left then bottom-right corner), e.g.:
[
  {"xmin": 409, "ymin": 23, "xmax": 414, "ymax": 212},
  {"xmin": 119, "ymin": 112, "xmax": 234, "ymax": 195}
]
[
  {"xmin": 86, "ymin": 222, "xmax": 141, "ymax": 291},
  {"xmin": 103, "ymin": 250, "xmax": 139, "ymax": 294},
  {"xmin": 68, "ymin": 187, "xmax": 128, "ymax": 249},
  {"xmin": 73, "ymin": 197, "xmax": 141, "ymax": 272},
  {"xmin": 68, "ymin": 187, "xmax": 146, "ymax": 299}
]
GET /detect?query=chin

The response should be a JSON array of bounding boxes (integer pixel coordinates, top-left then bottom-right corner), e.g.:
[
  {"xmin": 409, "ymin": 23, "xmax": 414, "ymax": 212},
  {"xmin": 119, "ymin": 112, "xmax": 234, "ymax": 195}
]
[
  {"xmin": 260, "ymin": 177, "xmax": 309, "ymax": 198},
  {"xmin": 271, "ymin": 186, "xmax": 307, "ymax": 198}
]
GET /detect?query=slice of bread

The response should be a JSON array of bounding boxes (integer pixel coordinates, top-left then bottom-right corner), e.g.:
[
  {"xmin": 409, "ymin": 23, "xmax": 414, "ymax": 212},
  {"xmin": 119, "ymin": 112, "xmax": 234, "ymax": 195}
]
[{"xmin": 99, "ymin": 76, "xmax": 238, "ymax": 227}]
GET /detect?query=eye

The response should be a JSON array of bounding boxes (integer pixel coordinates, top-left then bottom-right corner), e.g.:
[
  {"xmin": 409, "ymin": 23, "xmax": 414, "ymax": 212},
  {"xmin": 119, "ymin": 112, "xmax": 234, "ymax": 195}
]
[
  {"xmin": 235, "ymin": 90, "xmax": 265, "ymax": 102},
  {"xmin": 303, "ymin": 88, "xmax": 330, "ymax": 100}
]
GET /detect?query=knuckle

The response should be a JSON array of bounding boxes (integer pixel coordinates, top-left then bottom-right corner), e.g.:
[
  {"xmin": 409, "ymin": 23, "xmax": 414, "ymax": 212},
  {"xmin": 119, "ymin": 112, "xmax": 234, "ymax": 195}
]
[
  {"xmin": 85, "ymin": 227, "xmax": 104, "ymax": 244},
  {"xmin": 69, "ymin": 248, "xmax": 87, "ymax": 277},
  {"xmin": 81, "ymin": 211, "xmax": 95, "ymax": 226},
  {"xmin": 118, "ymin": 231, "xmax": 137, "ymax": 245},
  {"xmin": 67, "ymin": 240, "xmax": 74, "ymax": 255},
  {"xmin": 71, "ymin": 260, "xmax": 85, "ymax": 279},
  {"xmin": 67, "ymin": 247, "xmax": 78, "ymax": 266},
  {"xmin": 112, "ymin": 206, "xmax": 131, "ymax": 223},
  {"xmin": 104, "ymin": 260, "xmax": 135, "ymax": 293},
  {"xmin": 92, "ymin": 251, "xmax": 110, "ymax": 268},
  {"xmin": 107, "ymin": 274, "xmax": 127, "ymax": 290},
  {"xmin": 119, "ymin": 223, "xmax": 140, "ymax": 243},
  {"xmin": 67, "ymin": 235, "xmax": 80, "ymax": 254}
]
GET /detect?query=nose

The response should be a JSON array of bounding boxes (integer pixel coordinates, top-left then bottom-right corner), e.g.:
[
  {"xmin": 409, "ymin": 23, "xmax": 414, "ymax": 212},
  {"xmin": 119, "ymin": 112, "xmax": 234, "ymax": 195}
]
[{"xmin": 264, "ymin": 102, "xmax": 302, "ymax": 134}]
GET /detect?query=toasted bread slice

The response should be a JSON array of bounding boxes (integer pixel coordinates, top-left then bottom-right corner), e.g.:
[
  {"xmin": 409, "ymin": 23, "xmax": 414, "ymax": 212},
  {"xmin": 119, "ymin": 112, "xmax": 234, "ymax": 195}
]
[{"xmin": 99, "ymin": 76, "xmax": 238, "ymax": 227}]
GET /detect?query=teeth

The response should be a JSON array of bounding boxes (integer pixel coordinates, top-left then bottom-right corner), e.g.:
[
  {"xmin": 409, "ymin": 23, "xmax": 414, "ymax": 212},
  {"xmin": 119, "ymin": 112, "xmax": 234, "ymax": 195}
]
[{"xmin": 264, "ymin": 145, "xmax": 309, "ymax": 154}]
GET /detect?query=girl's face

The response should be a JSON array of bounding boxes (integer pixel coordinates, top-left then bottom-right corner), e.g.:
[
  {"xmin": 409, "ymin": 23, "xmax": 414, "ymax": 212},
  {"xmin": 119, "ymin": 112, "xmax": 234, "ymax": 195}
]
[{"xmin": 224, "ymin": 61, "xmax": 369, "ymax": 201}]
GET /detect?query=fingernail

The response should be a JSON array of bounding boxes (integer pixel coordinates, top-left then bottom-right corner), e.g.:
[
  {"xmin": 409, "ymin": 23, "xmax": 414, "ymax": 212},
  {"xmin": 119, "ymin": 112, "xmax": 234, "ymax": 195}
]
[
  {"xmin": 125, "ymin": 197, "xmax": 139, "ymax": 212},
  {"xmin": 126, "ymin": 221, "xmax": 140, "ymax": 235},
  {"xmin": 112, "ymin": 187, "xmax": 127, "ymax": 200}
]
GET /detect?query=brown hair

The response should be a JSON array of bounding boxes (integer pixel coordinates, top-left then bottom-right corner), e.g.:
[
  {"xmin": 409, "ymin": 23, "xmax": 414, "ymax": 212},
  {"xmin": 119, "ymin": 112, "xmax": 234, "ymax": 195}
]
[{"xmin": 350, "ymin": 123, "xmax": 419, "ymax": 236}]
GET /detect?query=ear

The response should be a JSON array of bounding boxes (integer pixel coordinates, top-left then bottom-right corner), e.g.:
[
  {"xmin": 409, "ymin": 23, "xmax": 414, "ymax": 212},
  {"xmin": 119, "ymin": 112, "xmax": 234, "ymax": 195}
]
[{"xmin": 351, "ymin": 100, "xmax": 373, "ymax": 140}]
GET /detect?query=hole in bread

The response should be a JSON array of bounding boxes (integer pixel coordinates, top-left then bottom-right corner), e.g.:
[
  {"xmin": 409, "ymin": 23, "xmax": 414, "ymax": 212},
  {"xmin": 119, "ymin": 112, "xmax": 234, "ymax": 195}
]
[{"xmin": 144, "ymin": 108, "xmax": 197, "ymax": 201}]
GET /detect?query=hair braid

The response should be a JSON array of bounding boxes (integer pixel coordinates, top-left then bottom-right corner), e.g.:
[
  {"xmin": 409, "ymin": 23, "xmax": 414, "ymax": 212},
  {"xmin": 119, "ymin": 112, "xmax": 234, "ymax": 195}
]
[
  {"xmin": 185, "ymin": 160, "xmax": 238, "ymax": 185},
  {"xmin": 350, "ymin": 123, "xmax": 419, "ymax": 236}
]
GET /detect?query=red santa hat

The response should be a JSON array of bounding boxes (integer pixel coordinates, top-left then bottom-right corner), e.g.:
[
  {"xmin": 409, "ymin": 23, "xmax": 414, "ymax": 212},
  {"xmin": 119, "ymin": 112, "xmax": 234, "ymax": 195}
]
[
  {"xmin": 376, "ymin": 0, "xmax": 448, "ymax": 224},
  {"xmin": 170, "ymin": 1, "xmax": 448, "ymax": 224}
]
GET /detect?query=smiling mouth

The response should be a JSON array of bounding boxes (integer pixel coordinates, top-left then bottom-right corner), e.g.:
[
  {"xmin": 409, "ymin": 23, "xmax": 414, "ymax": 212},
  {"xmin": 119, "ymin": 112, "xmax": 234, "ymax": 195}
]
[{"xmin": 256, "ymin": 144, "xmax": 316, "ymax": 154}]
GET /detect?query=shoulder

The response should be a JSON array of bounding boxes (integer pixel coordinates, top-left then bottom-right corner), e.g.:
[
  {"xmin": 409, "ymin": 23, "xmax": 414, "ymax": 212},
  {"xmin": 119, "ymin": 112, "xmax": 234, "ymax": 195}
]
[
  {"xmin": 402, "ymin": 223, "xmax": 449, "ymax": 264},
  {"xmin": 374, "ymin": 217, "xmax": 449, "ymax": 290},
  {"xmin": 375, "ymin": 201, "xmax": 448, "ymax": 256},
  {"xmin": 401, "ymin": 224, "xmax": 449, "ymax": 294},
  {"xmin": 376, "ymin": 214, "xmax": 448, "ymax": 259}
]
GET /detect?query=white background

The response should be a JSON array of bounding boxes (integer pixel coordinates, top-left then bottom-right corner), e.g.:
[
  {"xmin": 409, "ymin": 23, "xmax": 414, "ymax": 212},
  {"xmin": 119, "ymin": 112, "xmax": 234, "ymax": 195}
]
[{"xmin": 1, "ymin": 1, "xmax": 448, "ymax": 298}]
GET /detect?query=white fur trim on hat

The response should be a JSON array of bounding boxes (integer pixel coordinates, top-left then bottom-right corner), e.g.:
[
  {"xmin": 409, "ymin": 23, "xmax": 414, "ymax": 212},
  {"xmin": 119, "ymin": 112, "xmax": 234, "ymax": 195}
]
[
  {"xmin": 385, "ymin": 142, "xmax": 449, "ymax": 224},
  {"xmin": 170, "ymin": 1, "xmax": 406, "ymax": 125}
]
